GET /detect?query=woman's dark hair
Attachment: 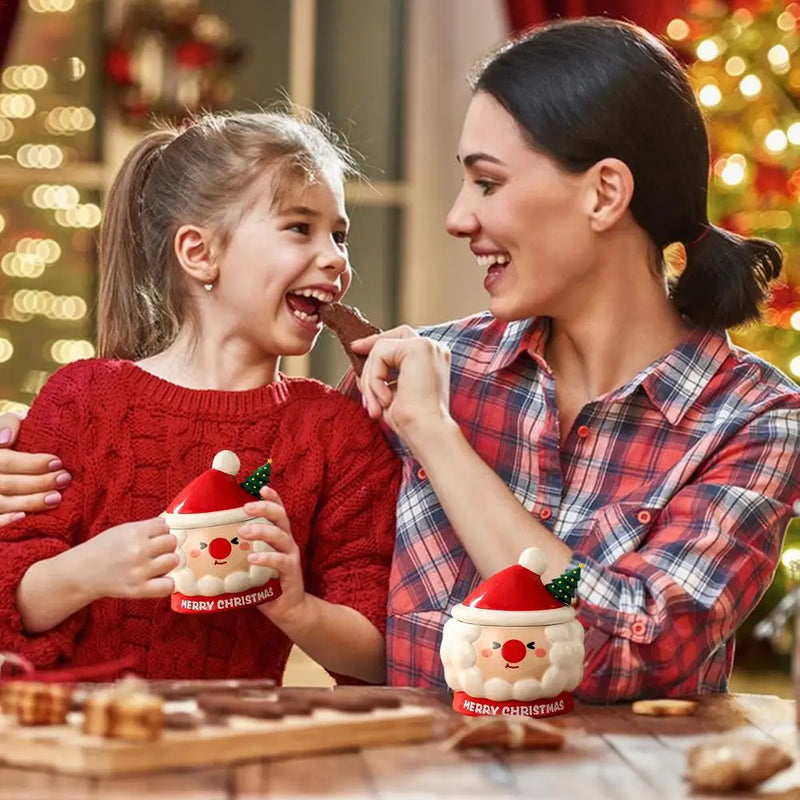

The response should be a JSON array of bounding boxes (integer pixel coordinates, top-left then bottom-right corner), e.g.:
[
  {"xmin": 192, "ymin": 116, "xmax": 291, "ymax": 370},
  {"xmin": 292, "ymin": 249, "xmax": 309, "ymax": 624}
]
[{"xmin": 472, "ymin": 17, "xmax": 782, "ymax": 329}]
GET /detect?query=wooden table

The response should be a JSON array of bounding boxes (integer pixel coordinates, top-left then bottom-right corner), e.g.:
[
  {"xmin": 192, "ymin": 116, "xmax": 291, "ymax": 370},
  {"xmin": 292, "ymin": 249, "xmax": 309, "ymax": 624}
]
[{"xmin": 0, "ymin": 691, "xmax": 796, "ymax": 799}]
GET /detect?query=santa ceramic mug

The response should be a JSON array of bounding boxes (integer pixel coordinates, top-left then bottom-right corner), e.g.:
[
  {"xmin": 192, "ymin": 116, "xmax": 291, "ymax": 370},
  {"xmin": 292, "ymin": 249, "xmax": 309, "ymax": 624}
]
[
  {"xmin": 163, "ymin": 451, "xmax": 281, "ymax": 614},
  {"xmin": 440, "ymin": 547, "xmax": 584, "ymax": 718}
]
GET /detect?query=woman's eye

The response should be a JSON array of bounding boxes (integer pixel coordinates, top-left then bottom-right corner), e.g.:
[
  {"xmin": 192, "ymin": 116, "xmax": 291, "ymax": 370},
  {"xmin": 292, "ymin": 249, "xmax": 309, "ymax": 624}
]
[
  {"xmin": 491, "ymin": 641, "xmax": 501, "ymax": 650},
  {"xmin": 474, "ymin": 179, "xmax": 496, "ymax": 195},
  {"xmin": 333, "ymin": 230, "xmax": 349, "ymax": 246},
  {"xmin": 199, "ymin": 542, "xmax": 208, "ymax": 550},
  {"xmin": 289, "ymin": 222, "xmax": 310, "ymax": 235}
]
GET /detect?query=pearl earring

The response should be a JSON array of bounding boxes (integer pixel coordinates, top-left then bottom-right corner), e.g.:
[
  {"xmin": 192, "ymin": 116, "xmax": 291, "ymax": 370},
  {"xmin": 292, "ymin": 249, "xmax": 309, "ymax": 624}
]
[{"xmin": 203, "ymin": 282, "xmax": 214, "ymax": 292}]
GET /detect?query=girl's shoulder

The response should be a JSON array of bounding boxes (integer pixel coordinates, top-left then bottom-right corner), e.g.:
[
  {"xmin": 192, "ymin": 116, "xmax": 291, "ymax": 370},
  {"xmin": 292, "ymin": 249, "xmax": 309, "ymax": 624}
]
[{"xmin": 36, "ymin": 358, "xmax": 131, "ymax": 399}]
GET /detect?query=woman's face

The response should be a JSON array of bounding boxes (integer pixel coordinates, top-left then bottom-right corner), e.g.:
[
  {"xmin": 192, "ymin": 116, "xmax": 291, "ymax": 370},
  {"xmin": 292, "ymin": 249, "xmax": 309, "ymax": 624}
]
[{"xmin": 447, "ymin": 91, "xmax": 595, "ymax": 322}]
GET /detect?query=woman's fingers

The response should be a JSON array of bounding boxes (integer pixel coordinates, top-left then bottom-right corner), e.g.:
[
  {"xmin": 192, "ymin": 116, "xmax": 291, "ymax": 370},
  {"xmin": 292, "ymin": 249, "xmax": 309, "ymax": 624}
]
[
  {"xmin": 0, "ymin": 471, "xmax": 71, "ymax": 496},
  {"xmin": 0, "ymin": 511, "xmax": 26, "ymax": 527},
  {"xmin": 349, "ymin": 324, "xmax": 418, "ymax": 354},
  {"xmin": 0, "ymin": 490, "xmax": 64, "ymax": 516},
  {"xmin": 0, "ymin": 449, "xmax": 65, "ymax": 477},
  {"xmin": 0, "ymin": 411, "xmax": 25, "ymax": 447}
]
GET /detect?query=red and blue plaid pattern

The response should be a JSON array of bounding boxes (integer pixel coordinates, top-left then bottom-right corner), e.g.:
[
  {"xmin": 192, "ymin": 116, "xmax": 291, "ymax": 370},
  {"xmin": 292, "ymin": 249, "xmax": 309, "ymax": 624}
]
[{"xmin": 339, "ymin": 313, "xmax": 800, "ymax": 701}]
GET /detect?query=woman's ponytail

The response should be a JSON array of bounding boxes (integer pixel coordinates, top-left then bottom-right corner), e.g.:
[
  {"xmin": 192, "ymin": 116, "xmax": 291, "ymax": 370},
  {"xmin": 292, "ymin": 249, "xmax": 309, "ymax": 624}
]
[
  {"xmin": 97, "ymin": 130, "xmax": 177, "ymax": 359},
  {"xmin": 670, "ymin": 225, "xmax": 783, "ymax": 329}
]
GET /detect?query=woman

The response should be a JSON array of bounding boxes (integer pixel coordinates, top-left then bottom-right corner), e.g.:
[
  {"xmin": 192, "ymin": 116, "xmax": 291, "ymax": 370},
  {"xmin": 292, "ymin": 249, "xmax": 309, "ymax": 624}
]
[{"xmin": 2, "ymin": 18, "xmax": 799, "ymax": 701}]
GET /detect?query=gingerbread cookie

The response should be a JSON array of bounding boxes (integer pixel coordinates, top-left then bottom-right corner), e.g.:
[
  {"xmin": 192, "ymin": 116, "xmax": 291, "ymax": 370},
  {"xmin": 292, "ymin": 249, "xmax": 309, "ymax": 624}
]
[
  {"xmin": 631, "ymin": 698, "xmax": 698, "ymax": 717},
  {"xmin": 2, "ymin": 680, "xmax": 70, "ymax": 726},
  {"xmin": 320, "ymin": 302, "xmax": 381, "ymax": 377}
]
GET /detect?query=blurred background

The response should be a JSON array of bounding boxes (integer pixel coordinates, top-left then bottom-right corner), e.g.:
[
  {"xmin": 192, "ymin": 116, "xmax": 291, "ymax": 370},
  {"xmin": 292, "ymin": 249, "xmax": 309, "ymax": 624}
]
[{"xmin": 0, "ymin": 0, "xmax": 797, "ymax": 694}]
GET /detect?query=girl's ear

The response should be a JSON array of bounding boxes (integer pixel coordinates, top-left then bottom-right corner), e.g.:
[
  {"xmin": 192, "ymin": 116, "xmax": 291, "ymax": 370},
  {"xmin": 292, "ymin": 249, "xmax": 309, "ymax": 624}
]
[
  {"xmin": 584, "ymin": 157, "xmax": 634, "ymax": 233},
  {"xmin": 174, "ymin": 224, "xmax": 218, "ymax": 286}
]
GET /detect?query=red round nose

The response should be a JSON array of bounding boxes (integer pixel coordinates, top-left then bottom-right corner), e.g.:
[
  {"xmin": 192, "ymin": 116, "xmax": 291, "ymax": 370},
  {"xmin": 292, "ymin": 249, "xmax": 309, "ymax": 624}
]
[
  {"xmin": 208, "ymin": 538, "xmax": 232, "ymax": 560},
  {"xmin": 500, "ymin": 639, "xmax": 527, "ymax": 663}
]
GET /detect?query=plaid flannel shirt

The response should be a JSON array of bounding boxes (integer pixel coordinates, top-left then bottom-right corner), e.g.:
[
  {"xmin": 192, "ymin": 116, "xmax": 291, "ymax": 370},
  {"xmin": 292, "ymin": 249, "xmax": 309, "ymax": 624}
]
[{"xmin": 338, "ymin": 313, "xmax": 800, "ymax": 701}]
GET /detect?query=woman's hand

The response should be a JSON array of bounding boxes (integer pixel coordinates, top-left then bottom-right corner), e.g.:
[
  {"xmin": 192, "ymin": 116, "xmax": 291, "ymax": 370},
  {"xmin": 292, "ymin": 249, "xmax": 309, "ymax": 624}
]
[
  {"xmin": 351, "ymin": 326, "xmax": 453, "ymax": 442},
  {"xmin": 240, "ymin": 486, "xmax": 307, "ymax": 626},
  {"xmin": 0, "ymin": 411, "xmax": 71, "ymax": 525},
  {"xmin": 72, "ymin": 517, "xmax": 178, "ymax": 600}
]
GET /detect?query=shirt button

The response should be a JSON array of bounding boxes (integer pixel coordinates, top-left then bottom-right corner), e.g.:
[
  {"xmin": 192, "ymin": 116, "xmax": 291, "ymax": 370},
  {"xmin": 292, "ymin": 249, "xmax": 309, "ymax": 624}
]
[
  {"xmin": 539, "ymin": 508, "xmax": 552, "ymax": 521},
  {"xmin": 631, "ymin": 621, "xmax": 647, "ymax": 636},
  {"xmin": 637, "ymin": 510, "xmax": 652, "ymax": 524},
  {"xmin": 416, "ymin": 467, "xmax": 427, "ymax": 480},
  {"xmin": 577, "ymin": 425, "xmax": 590, "ymax": 439}
]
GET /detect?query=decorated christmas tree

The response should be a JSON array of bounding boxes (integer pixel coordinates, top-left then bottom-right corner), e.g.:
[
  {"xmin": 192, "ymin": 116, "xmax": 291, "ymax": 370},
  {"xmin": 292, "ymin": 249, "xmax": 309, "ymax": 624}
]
[
  {"xmin": 239, "ymin": 460, "xmax": 272, "ymax": 499},
  {"xmin": 664, "ymin": 0, "xmax": 799, "ymax": 671},
  {"xmin": 545, "ymin": 565, "xmax": 582, "ymax": 605}
]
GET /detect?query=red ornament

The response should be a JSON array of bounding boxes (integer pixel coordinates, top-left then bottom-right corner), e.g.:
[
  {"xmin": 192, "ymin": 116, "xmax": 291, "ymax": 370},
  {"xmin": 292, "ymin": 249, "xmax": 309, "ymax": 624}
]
[
  {"xmin": 755, "ymin": 162, "xmax": 793, "ymax": 199},
  {"xmin": 105, "ymin": 45, "xmax": 133, "ymax": 86},
  {"xmin": 175, "ymin": 40, "xmax": 216, "ymax": 69},
  {"xmin": 766, "ymin": 281, "xmax": 800, "ymax": 328}
]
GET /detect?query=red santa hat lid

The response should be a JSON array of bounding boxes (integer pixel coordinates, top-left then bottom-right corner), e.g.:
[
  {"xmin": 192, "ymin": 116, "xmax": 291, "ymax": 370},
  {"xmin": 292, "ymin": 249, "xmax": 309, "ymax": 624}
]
[
  {"xmin": 163, "ymin": 450, "xmax": 255, "ymax": 529},
  {"xmin": 451, "ymin": 547, "xmax": 576, "ymax": 627}
]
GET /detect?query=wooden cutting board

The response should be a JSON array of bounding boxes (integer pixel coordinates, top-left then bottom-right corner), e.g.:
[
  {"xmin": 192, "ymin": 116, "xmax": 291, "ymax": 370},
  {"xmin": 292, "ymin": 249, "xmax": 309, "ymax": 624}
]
[{"xmin": 0, "ymin": 703, "xmax": 436, "ymax": 776}]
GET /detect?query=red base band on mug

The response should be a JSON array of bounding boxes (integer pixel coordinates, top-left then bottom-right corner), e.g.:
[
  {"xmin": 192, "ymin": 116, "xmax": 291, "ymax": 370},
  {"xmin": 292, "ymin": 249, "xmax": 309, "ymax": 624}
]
[
  {"xmin": 171, "ymin": 579, "xmax": 282, "ymax": 614},
  {"xmin": 453, "ymin": 690, "xmax": 574, "ymax": 718}
]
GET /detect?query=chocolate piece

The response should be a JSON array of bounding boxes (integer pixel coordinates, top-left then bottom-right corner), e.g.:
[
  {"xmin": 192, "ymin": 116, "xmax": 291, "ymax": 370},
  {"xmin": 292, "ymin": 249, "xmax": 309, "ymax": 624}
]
[
  {"xmin": 687, "ymin": 739, "xmax": 793, "ymax": 791},
  {"xmin": 320, "ymin": 303, "xmax": 381, "ymax": 377},
  {"xmin": 147, "ymin": 677, "xmax": 276, "ymax": 699},
  {"xmin": 196, "ymin": 692, "xmax": 314, "ymax": 719}
]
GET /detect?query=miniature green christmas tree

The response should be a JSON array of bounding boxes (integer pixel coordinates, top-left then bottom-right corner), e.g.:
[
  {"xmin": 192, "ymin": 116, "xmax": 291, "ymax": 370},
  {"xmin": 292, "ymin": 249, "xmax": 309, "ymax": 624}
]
[
  {"xmin": 545, "ymin": 564, "xmax": 582, "ymax": 605},
  {"xmin": 240, "ymin": 459, "xmax": 272, "ymax": 498}
]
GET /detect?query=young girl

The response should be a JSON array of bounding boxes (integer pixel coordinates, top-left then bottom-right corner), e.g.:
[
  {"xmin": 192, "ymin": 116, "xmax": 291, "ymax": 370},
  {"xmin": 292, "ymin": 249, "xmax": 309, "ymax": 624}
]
[{"xmin": 0, "ymin": 110, "xmax": 400, "ymax": 684}]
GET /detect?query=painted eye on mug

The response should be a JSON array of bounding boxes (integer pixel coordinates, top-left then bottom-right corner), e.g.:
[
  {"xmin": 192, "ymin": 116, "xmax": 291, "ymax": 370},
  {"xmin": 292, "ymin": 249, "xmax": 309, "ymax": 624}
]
[
  {"xmin": 491, "ymin": 642, "xmax": 501, "ymax": 649},
  {"xmin": 527, "ymin": 642, "xmax": 536, "ymax": 649},
  {"xmin": 230, "ymin": 537, "xmax": 239, "ymax": 545},
  {"xmin": 199, "ymin": 542, "xmax": 208, "ymax": 550}
]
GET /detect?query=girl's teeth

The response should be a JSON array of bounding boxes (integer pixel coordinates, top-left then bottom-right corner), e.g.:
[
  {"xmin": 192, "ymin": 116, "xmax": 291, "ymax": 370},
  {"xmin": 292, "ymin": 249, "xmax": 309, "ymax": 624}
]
[
  {"xmin": 294, "ymin": 288, "xmax": 334, "ymax": 302},
  {"xmin": 290, "ymin": 308, "xmax": 319, "ymax": 323}
]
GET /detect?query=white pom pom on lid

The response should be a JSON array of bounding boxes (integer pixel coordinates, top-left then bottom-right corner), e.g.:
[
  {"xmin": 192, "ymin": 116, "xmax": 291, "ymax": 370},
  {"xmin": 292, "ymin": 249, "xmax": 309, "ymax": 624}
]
[
  {"xmin": 518, "ymin": 547, "xmax": 548, "ymax": 575},
  {"xmin": 211, "ymin": 450, "xmax": 241, "ymax": 476}
]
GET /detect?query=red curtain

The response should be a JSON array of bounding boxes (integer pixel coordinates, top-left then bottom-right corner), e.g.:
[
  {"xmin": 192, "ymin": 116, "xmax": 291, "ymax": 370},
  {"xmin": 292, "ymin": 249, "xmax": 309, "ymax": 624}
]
[
  {"xmin": 0, "ymin": 0, "xmax": 20, "ymax": 67},
  {"xmin": 504, "ymin": 0, "xmax": 691, "ymax": 35}
]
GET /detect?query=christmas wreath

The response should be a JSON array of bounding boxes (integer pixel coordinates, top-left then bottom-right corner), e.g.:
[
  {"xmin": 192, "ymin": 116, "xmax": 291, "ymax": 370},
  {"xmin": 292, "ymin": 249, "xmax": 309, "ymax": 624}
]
[{"xmin": 104, "ymin": 0, "xmax": 245, "ymax": 126}]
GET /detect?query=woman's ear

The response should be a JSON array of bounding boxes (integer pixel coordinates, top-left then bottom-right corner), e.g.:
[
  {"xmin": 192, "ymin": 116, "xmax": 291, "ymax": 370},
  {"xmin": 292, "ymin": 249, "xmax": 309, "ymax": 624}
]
[
  {"xmin": 585, "ymin": 158, "xmax": 634, "ymax": 233},
  {"xmin": 174, "ymin": 224, "xmax": 217, "ymax": 286}
]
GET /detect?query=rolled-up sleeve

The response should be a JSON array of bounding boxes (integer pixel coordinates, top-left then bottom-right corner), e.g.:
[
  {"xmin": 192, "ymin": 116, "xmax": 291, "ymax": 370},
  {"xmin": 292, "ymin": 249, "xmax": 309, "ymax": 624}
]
[{"xmin": 573, "ymin": 406, "xmax": 800, "ymax": 702}]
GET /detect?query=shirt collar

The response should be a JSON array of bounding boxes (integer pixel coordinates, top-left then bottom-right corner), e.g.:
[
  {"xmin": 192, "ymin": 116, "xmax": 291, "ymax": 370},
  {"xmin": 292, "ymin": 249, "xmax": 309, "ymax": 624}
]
[
  {"xmin": 608, "ymin": 326, "xmax": 733, "ymax": 426},
  {"xmin": 484, "ymin": 317, "xmax": 732, "ymax": 426},
  {"xmin": 485, "ymin": 317, "xmax": 550, "ymax": 375}
]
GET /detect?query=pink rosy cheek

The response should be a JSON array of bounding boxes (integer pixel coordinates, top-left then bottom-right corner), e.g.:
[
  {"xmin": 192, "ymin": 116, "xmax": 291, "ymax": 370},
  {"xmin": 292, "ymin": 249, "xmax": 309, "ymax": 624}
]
[
  {"xmin": 238, "ymin": 542, "xmax": 251, "ymax": 551},
  {"xmin": 535, "ymin": 648, "xmax": 547, "ymax": 658},
  {"xmin": 480, "ymin": 648, "xmax": 492, "ymax": 658},
  {"xmin": 189, "ymin": 549, "xmax": 201, "ymax": 558}
]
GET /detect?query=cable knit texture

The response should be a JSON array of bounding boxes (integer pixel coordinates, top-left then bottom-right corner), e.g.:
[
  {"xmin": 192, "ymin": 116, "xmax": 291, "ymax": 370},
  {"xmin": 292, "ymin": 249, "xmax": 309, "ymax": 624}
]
[{"xmin": 0, "ymin": 359, "xmax": 400, "ymax": 683}]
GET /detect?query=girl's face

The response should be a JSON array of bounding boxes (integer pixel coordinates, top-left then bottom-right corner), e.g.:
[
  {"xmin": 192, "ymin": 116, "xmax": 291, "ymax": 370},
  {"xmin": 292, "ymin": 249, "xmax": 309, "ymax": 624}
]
[
  {"xmin": 210, "ymin": 167, "xmax": 351, "ymax": 357},
  {"xmin": 446, "ymin": 91, "xmax": 595, "ymax": 322}
]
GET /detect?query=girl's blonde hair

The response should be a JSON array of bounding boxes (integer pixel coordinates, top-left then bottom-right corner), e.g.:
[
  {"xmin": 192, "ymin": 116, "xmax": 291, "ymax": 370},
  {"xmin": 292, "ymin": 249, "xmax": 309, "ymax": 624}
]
[{"xmin": 97, "ymin": 110, "xmax": 356, "ymax": 359}]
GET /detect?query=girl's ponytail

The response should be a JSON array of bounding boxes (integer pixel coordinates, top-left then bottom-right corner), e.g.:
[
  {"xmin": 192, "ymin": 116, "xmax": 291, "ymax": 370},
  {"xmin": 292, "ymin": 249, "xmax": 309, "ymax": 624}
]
[
  {"xmin": 97, "ymin": 130, "xmax": 177, "ymax": 359},
  {"xmin": 670, "ymin": 225, "xmax": 783, "ymax": 329}
]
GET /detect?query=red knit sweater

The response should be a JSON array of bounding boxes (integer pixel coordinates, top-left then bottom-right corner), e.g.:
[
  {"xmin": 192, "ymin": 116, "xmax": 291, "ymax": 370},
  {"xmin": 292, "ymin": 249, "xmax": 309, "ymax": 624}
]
[{"xmin": 0, "ymin": 360, "xmax": 400, "ymax": 683}]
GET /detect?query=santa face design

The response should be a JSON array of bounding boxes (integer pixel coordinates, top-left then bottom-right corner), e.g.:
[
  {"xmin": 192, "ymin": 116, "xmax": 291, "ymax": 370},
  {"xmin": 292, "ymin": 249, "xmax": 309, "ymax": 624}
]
[
  {"xmin": 474, "ymin": 624, "xmax": 551, "ymax": 683},
  {"xmin": 183, "ymin": 522, "xmax": 251, "ymax": 582}
]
